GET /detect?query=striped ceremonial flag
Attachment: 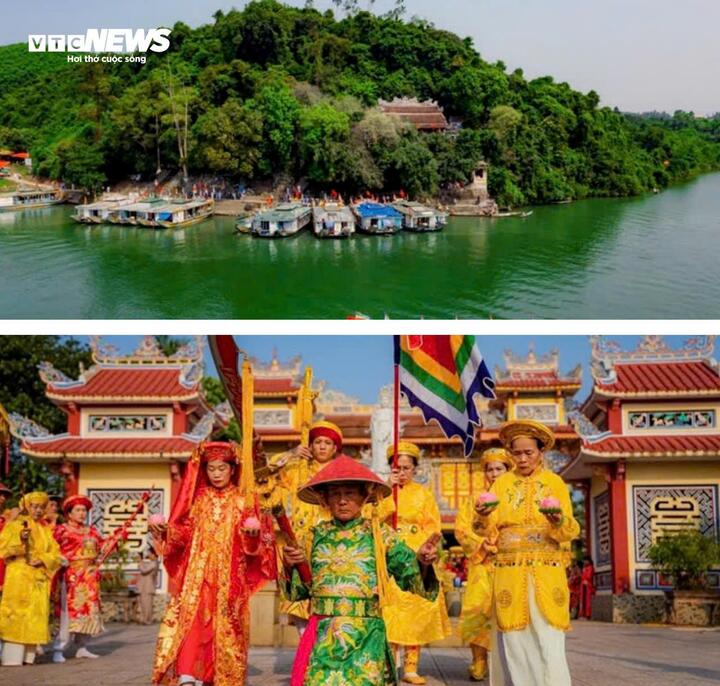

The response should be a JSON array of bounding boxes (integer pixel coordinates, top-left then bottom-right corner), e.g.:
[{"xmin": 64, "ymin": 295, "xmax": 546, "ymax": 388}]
[{"xmin": 394, "ymin": 335, "xmax": 495, "ymax": 456}]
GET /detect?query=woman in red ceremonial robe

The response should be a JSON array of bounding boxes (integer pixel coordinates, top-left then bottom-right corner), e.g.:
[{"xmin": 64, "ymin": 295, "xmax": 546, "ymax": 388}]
[
  {"xmin": 53, "ymin": 494, "xmax": 105, "ymax": 661},
  {"xmin": 151, "ymin": 441, "xmax": 275, "ymax": 686}
]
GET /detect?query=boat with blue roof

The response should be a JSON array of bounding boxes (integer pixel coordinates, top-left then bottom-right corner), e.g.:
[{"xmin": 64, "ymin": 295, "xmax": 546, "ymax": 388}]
[{"xmin": 351, "ymin": 201, "xmax": 403, "ymax": 235}]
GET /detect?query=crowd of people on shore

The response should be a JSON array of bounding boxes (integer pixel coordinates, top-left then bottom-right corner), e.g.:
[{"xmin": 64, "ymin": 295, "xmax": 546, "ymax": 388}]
[{"xmin": 0, "ymin": 417, "xmax": 591, "ymax": 685}]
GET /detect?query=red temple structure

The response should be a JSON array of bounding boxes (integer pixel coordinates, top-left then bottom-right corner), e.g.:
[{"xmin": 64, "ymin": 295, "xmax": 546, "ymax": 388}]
[
  {"xmin": 563, "ymin": 335, "xmax": 720, "ymax": 622},
  {"xmin": 12, "ymin": 336, "xmax": 223, "ymax": 590}
]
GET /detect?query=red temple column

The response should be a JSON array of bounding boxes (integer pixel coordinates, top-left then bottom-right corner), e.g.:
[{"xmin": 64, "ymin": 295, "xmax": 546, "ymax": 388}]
[
  {"xmin": 608, "ymin": 460, "xmax": 630, "ymax": 594},
  {"xmin": 607, "ymin": 398, "xmax": 622, "ymax": 434},
  {"xmin": 172, "ymin": 402, "xmax": 187, "ymax": 435}
]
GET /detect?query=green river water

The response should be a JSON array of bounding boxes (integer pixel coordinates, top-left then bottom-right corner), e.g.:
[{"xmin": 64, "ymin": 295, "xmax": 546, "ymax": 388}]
[{"xmin": 0, "ymin": 173, "xmax": 718, "ymax": 320}]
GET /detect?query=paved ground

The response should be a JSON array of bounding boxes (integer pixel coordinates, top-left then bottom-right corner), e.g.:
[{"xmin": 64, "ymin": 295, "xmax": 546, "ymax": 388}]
[{"xmin": 1, "ymin": 621, "xmax": 718, "ymax": 685}]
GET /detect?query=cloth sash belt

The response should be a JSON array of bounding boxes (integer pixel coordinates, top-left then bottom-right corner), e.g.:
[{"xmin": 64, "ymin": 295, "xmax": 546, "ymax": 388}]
[
  {"xmin": 495, "ymin": 526, "xmax": 563, "ymax": 567},
  {"xmin": 310, "ymin": 595, "xmax": 381, "ymax": 618}
]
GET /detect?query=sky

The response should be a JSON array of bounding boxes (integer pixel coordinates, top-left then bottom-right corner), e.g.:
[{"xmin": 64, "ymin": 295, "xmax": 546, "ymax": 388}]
[
  {"xmin": 5, "ymin": 0, "xmax": 718, "ymax": 114},
  {"xmin": 90, "ymin": 334, "xmax": 704, "ymax": 405}
]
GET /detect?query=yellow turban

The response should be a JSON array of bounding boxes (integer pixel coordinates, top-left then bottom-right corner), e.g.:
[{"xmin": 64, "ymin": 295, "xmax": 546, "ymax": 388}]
[
  {"xmin": 386, "ymin": 441, "xmax": 421, "ymax": 463},
  {"xmin": 499, "ymin": 419, "xmax": 555, "ymax": 451},
  {"xmin": 479, "ymin": 447, "xmax": 515, "ymax": 469},
  {"xmin": 20, "ymin": 491, "xmax": 50, "ymax": 510}
]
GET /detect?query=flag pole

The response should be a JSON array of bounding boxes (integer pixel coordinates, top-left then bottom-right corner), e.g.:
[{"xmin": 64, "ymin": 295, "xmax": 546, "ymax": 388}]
[{"xmin": 392, "ymin": 340, "xmax": 400, "ymax": 530}]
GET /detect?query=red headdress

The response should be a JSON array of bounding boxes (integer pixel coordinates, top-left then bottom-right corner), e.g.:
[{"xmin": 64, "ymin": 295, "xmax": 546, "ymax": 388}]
[
  {"xmin": 308, "ymin": 420, "xmax": 343, "ymax": 452},
  {"xmin": 62, "ymin": 494, "xmax": 92, "ymax": 514},
  {"xmin": 163, "ymin": 440, "xmax": 274, "ymax": 595}
]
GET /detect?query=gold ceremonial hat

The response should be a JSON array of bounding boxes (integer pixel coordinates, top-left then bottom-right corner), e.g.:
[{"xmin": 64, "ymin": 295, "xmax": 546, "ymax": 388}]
[
  {"xmin": 386, "ymin": 441, "xmax": 420, "ymax": 461},
  {"xmin": 479, "ymin": 446, "xmax": 515, "ymax": 469},
  {"xmin": 20, "ymin": 491, "xmax": 50, "ymax": 510},
  {"xmin": 499, "ymin": 419, "xmax": 555, "ymax": 451}
]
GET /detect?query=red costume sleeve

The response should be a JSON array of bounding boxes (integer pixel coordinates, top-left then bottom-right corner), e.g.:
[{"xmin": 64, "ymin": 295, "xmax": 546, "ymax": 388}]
[{"xmin": 163, "ymin": 516, "xmax": 194, "ymax": 596}]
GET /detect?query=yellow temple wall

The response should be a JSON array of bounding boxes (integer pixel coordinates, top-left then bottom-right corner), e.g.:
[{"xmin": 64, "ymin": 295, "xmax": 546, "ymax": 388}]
[{"xmin": 624, "ymin": 460, "xmax": 720, "ymax": 594}]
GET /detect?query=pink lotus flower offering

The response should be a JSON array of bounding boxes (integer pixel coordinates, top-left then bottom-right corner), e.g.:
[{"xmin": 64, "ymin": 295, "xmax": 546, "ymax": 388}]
[
  {"xmin": 242, "ymin": 516, "xmax": 261, "ymax": 530},
  {"xmin": 148, "ymin": 514, "xmax": 166, "ymax": 526},
  {"xmin": 539, "ymin": 497, "xmax": 561, "ymax": 514},
  {"xmin": 476, "ymin": 492, "xmax": 499, "ymax": 509}
]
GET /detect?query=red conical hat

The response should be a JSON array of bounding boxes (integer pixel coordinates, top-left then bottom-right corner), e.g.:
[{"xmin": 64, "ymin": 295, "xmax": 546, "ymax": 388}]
[{"xmin": 297, "ymin": 454, "xmax": 391, "ymax": 505}]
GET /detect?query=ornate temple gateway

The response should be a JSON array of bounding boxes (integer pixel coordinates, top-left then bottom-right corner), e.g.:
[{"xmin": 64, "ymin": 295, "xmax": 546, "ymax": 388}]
[
  {"xmin": 563, "ymin": 336, "xmax": 720, "ymax": 622},
  {"xmin": 12, "ymin": 337, "xmax": 224, "ymax": 591}
]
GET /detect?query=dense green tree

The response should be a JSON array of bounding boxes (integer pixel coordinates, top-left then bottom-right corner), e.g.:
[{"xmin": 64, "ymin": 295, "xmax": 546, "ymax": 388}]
[
  {"xmin": 298, "ymin": 102, "xmax": 351, "ymax": 182},
  {"xmin": 191, "ymin": 100, "xmax": 263, "ymax": 176},
  {"xmin": 250, "ymin": 81, "xmax": 301, "ymax": 176},
  {"xmin": 55, "ymin": 127, "xmax": 107, "ymax": 191},
  {"xmin": 0, "ymin": 1, "xmax": 717, "ymax": 202},
  {"xmin": 0, "ymin": 337, "xmax": 93, "ymax": 499}
]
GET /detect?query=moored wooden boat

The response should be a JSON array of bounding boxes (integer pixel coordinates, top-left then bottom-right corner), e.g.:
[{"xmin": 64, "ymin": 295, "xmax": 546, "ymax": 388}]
[
  {"xmin": 0, "ymin": 188, "xmax": 64, "ymax": 212},
  {"xmin": 351, "ymin": 202, "xmax": 402, "ymax": 235},
  {"xmin": 312, "ymin": 202, "xmax": 355, "ymax": 238},
  {"xmin": 391, "ymin": 200, "xmax": 446, "ymax": 232},
  {"xmin": 250, "ymin": 202, "xmax": 312, "ymax": 238},
  {"xmin": 71, "ymin": 195, "xmax": 133, "ymax": 224},
  {"xmin": 143, "ymin": 199, "xmax": 214, "ymax": 228},
  {"xmin": 103, "ymin": 198, "xmax": 214, "ymax": 228}
]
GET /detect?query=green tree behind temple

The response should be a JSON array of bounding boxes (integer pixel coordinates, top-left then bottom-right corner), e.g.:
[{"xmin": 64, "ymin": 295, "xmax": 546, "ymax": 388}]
[
  {"xmin": 0, "ymin": 336, "xmax": 93, "ymax": 499},
  {"xmin": 0, "ymin": 0, "xmax": 718, "ymax": 206}
]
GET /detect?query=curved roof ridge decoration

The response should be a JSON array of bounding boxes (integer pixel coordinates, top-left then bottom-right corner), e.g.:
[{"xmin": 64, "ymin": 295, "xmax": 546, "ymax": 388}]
[
  {"xmin": 590, "ymin": 335, "xmax": 717, "ymax": 384},
  {"xmin": 8, "ymin": 412, "xmax": 53, "ymax": 440},
  {"xmin": 90, "ymin": 335, "xmax": 204, "ymax": 366},
  {"xmin": 494, "ymin": 342, "xmax": 583, "ymax": 386}
]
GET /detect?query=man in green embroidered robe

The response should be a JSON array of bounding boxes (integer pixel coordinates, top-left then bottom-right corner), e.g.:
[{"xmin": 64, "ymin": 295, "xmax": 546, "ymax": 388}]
[{"xmin": 282, "ymin": 455, "xmax": 441, "ymax": 686}]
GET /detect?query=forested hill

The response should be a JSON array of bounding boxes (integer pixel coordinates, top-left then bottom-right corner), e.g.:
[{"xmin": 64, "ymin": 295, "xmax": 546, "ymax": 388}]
[{"xmin": 1, "ymin": 0, "xmax": 718, "ymax": 205}]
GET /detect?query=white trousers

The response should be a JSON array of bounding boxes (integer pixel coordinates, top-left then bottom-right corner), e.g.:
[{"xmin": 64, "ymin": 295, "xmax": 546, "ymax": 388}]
[{"xmin": 490, "ymin": 577, "xmax": 572, "ymax": 686}]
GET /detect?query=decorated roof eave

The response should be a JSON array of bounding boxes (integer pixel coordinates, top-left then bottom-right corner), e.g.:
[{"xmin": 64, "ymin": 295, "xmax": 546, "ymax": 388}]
[
  {"xmin": 495, "ymin": 383, "xmax": 582, "ymax": 393},
  {"xmin": 589, "ymin": 387, "xmax": 720, "ymax": 400},
  {"xmin": 21, "ymin": 450, "xmax": 195, "ymax": 463},
  {"xmin": 255, "ymin": 390, "xmax": 300, "ymax": 398},
  {"xmin": 579, "ymin": 447, "xmax": 720, "ymax": 461},
  {"xmin": 45, "ymin": 392, "xmax": 201, "ymax": 404}
]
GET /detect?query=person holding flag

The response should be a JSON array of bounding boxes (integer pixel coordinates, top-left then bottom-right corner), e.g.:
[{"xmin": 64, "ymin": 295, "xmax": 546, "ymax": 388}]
[
  {"xmin": 150, "ymin": 441, "xmax": 276, "ymax": 686},
  {"xmin": 52, "ymin": 494, "xmax": 106, "ymax": 662},
  {"xmin": 377, "ymin": 441, "xmax": 450, "ymax": 684},
  {"xmin": 454, "ymin": 447, "xmax": 514, "ymax": 681},
  {"xmin": 0, "ymin": 491, "xmax": 62, "ymax": 666},
  {"xmin": 281, "ymin": 455, "xmax": 441, "ymax": 686},
  {"xmin": 474, "ymin": 419, "xmax": 579, "ymax": 686}
]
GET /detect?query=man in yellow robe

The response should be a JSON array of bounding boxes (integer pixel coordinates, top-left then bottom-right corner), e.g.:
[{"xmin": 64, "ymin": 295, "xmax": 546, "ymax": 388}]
[
  {"xmin": 475, "ymin": 420, "xmax": 579, "ymax": 686},
  {"xmin": 0, "ymin": 491, "xmax": 62, "ymax": 666},
  {"xmin": 379, "ymin": 441, "xmax": 450, "ymax": 685}
]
